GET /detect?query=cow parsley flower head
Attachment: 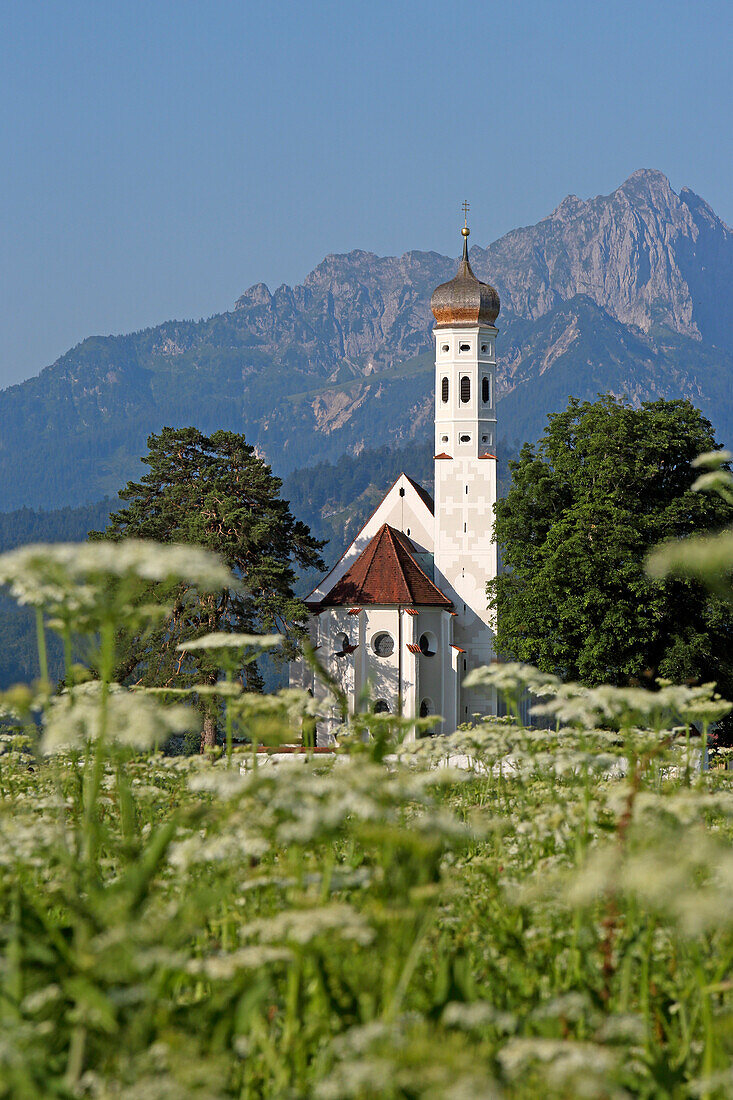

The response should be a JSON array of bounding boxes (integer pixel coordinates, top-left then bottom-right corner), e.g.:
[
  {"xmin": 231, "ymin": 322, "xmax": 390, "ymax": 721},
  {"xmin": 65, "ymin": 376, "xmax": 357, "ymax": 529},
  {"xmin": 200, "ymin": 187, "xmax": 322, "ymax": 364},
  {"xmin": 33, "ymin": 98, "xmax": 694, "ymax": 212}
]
[
  {"xmin": 464, "ymin": 662, "xmax": 560, "ymax": 697},
  {"xmin": 176, "ymin": 631, "xmax": 283, "ymax": 651},
  {"xmin": 41, "ymin": 685, "xmax": 199, "ymax": 754},
  {"xmin": 0, "ymin": 540, "xmax": 238, "ymax": 618},
  {"xmin": 692, "ymin": 449, "xmax": 733, "ymax": 469}
]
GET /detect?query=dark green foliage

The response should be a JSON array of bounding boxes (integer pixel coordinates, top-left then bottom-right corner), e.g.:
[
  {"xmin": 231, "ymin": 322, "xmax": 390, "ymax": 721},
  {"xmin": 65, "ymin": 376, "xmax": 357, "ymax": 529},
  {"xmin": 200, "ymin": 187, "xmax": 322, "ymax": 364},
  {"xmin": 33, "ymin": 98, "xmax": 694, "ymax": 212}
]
[
  {"xmin": 491, "ymin": 394, "xmax": 733, "ymax": 700},
  {"xmin": 90, "ymin": 427, "xmax": 325, "ymax": 707},
  {"xmin": 0, "ymin": 499, "xmax": 114, "ymax": 686},
  {"xmin": 0, "ymin": 499, "xmax": 114, "ymax": 552}
]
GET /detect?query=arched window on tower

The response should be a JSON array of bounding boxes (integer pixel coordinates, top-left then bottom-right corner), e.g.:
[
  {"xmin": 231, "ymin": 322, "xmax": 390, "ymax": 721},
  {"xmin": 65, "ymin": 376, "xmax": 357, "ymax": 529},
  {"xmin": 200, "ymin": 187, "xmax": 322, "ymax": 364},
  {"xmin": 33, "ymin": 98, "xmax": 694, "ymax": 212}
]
[
  {"xmin": 482, "ymin": 376, "xmax": 490, "ymax": 404},
  {"xmin": 441, "ymin": 377, "xmax": 449, "ymax": 403},
  {"xmin": 460, "ymin": 376, "xmax": 471, "ymax": 403}
]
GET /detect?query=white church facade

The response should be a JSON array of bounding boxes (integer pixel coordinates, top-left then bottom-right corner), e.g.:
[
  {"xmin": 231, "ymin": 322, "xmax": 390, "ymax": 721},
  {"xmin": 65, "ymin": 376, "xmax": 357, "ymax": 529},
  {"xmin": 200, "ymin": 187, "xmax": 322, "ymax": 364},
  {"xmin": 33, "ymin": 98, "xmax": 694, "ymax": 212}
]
[{"xmin": 291, "ymin": 220, "xmax": 501, "ymax": 740}]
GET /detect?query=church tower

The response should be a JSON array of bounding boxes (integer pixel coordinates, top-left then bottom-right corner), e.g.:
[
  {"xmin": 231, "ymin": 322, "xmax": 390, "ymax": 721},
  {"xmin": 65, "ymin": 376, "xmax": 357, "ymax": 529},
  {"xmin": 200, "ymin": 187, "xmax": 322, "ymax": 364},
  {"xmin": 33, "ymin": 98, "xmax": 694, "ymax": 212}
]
[{"xmin": 430, "ymin": 214, "xmax": 500, "ymax": 721}]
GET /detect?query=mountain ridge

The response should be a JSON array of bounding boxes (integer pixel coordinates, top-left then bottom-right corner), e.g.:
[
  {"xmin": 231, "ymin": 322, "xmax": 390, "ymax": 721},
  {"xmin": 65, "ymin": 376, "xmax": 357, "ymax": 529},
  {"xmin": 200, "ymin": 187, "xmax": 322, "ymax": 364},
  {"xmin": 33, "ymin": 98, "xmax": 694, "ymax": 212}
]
[{"xmin": 0, "ymin": 168, "xmax": 730, "ymax": 511}]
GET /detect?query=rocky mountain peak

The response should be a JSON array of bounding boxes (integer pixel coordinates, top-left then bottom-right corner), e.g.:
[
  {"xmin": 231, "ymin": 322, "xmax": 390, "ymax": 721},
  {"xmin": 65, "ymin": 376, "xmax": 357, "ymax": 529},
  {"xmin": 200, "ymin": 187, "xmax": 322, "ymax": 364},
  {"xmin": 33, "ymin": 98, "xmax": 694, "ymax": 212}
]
[
  {"xmin": 616, "ymin": 167, "xmax": 676, "ymax": 199},
  {"xmin": 469, "ymin": 169, "xmax": 732, "ymax": 348},
  {"xmin": 234, "ymin": 282, "xmax": 273, "ymax": 310}
]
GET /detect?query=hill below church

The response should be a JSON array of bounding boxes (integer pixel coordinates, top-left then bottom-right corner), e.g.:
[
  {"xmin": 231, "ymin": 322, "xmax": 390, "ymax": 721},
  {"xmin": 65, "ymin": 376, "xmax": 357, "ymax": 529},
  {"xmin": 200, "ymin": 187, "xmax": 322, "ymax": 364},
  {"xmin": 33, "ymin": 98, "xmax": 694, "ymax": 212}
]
[{"xmin": 0, "ymin": 168, "xmax": 730, "ymax": 512}]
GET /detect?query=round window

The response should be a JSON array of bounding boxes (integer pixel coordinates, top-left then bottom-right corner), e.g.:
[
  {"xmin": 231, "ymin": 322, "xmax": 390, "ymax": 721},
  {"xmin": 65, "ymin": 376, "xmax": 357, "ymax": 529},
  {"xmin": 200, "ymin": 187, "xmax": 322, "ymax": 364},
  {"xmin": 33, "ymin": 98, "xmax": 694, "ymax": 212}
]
[
  {"xmin": 419, "ymin": 631, "xmax": 437, "ymax": 656},
  {"xmin": 372, "ymin": 632, "xmax": 394, "ymax": 658},
  {"xmin": 373, "ymin": 700, "xmax": 390, "ymax": 714}
]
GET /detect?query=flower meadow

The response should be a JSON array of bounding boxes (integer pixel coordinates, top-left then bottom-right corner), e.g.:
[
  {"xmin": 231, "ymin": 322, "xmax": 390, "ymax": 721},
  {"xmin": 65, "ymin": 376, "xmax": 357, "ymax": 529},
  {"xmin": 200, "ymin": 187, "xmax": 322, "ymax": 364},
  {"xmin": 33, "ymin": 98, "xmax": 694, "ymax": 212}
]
[{"xmin": 1, "ymin": 455, "xmax": 733, "ymax": 1098}]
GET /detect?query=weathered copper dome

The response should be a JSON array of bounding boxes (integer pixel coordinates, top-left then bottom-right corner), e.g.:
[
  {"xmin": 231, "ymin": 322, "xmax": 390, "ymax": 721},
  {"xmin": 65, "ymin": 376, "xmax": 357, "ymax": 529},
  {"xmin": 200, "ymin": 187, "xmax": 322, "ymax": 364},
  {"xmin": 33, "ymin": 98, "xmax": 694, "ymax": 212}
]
[{"xmin": 430, "ymin": 228, "xmax": 500, "ymax": 327}]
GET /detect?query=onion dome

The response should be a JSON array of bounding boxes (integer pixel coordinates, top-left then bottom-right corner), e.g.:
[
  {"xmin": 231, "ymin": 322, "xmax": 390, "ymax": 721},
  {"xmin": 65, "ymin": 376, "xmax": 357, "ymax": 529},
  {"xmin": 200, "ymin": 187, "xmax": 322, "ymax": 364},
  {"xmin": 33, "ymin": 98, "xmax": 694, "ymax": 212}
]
[{"xmin": 431, "ymin": 224, "xmax": 500, "ymax": 326}]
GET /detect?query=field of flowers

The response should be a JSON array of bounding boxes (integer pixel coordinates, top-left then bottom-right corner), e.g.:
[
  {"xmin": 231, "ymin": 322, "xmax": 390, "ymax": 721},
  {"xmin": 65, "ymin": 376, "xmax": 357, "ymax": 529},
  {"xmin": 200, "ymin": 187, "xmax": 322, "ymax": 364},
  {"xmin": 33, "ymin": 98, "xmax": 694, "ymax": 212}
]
[{"xmin": 0, "ymin": 450, "xmax": 732, "ymax": 1098}]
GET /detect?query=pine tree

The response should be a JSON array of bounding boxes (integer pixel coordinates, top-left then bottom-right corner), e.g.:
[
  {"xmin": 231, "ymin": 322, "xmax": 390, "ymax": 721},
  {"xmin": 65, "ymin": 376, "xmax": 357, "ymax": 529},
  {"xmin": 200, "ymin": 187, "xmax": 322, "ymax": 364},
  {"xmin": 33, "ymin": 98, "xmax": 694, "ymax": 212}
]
[{"xmin": 90, "ymin": 427, "xmax": 325, "ymax": 748}]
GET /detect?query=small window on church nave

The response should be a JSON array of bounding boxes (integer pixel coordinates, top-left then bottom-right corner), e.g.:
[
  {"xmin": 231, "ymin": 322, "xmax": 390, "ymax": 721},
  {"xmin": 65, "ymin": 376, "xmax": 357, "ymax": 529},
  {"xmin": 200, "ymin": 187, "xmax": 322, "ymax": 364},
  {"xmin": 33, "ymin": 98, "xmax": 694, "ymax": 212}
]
[
  {"xmin": 334, "ymin": 631, "xmax": 349, "ymax": 656},
  {"xmin": 441, "ymin": 377, "xmax": 449, "ymax": 403},
  {"xmin": 419, "ymin": 631, "xmax": 437, "ymax": 656},
  {"xmin": 419, "ymin": 698, "xmax": 433, "ymax": 718},
  {"xmin": 372, "ymin": 632, "xmax": 394, "ymax": 658},
  {"xmin": 373, "ymin": 700, "xmax": 390, "ymax": 714}
]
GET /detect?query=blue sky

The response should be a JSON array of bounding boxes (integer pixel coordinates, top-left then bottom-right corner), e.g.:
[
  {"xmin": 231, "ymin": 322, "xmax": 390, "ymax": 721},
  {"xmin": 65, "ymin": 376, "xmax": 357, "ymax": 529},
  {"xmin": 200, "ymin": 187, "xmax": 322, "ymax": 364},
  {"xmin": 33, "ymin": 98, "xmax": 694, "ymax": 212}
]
[{"xmin": 0, "ymin": 0, "xmax": 731, "ymax": 386}]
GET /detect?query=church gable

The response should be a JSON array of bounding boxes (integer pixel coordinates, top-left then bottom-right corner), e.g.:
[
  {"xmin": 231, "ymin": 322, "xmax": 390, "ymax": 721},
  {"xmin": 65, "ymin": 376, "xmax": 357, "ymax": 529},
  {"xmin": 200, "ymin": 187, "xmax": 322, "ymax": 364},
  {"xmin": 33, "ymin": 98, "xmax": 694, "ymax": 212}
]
[{"xmin": 305, "ymin": 472, "xmax": 435, "ymax": 605}]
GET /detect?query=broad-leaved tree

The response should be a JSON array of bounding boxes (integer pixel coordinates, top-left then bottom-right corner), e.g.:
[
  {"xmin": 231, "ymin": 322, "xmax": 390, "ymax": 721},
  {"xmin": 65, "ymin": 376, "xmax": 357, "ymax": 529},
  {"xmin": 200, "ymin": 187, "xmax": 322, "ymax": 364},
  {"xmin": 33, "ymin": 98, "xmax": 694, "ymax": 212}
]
[{"xmin": 490, "ymin": 395, "xmax": 733, "ymax": 704}]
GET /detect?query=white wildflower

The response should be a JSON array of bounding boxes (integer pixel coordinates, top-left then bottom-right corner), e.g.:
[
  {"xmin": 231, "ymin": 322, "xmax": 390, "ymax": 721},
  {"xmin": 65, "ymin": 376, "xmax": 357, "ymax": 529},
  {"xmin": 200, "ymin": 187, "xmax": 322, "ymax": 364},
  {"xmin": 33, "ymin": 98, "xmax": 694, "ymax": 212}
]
[
  {"xmin": 185, "ymin": 945, "xmax": 292, "ymax": 980},
  {"xmin": 692, "ymin": 449, "xmax": 733, "ymax": 469},
  {"xmin": 498, "ymin": 1037, "xmax": 618, "ymax": 1082},
  {"xmin": 442, "ymin": 1001, "xmax": 517, "ymax": 1033},
  {"xmin": 176, "ymin": 631, "xmax": 283, "ymax": 651},
  {"xmin": 41, "ymin": 687, "xmax": 198, "ymax": 753},
  {"xmin": 0, "ymin": 539, "xmax": 237, "ymax": 615},
  {"xmin": 242, "ymin": 904, "xmax": 375, "ymax": 947}
]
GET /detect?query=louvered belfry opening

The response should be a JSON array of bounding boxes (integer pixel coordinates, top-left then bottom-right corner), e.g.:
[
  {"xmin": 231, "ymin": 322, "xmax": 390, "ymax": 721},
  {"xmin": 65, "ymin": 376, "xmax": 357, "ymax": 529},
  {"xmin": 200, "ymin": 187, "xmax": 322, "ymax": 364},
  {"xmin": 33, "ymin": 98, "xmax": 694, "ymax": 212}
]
[
  {"xmin": 460, "ymin": 375, "xmax": 470, "ymax": 403},
  {"xmin": 441, "ymin": 377, "xmax": 449, "ymax": 403}
]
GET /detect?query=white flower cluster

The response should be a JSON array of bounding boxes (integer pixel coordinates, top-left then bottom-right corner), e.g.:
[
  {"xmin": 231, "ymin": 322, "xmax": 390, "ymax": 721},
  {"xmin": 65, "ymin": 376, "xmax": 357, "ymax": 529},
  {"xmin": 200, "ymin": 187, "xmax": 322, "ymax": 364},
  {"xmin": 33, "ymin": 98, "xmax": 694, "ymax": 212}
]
[
  {"xmin": 241, "ymin": 903, "xmax": 375, "ymax": 947},
  {"xmin": 41, "ymin": 684, "xmax": 199, "ymax": 754},
  {"xmin": 0, "ymin": 539, "xmax": 237, "ymax": 614},
  {"xmin": 177, "ymin": 631, "xmax": 282, "ymax": 652}
]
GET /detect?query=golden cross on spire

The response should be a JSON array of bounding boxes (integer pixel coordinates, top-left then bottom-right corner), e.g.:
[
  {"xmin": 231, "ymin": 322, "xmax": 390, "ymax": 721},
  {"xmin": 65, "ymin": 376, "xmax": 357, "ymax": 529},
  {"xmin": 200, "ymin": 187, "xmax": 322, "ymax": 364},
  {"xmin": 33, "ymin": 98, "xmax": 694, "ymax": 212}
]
[{"xmin": 462, "ymin": 199, "xmax": 470, "ymax": 227}]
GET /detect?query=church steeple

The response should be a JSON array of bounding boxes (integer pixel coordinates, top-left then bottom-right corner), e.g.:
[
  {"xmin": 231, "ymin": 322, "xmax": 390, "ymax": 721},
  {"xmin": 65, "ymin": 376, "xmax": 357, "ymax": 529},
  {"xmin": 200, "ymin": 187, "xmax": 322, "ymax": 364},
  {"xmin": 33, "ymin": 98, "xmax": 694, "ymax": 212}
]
[
  {"xmin": 431, "ymin": 207, "xmax": 499, "ymax": 723},
  {"xmin": 430, "ymin": 216, "xmax": 500, "ymax": 327}
]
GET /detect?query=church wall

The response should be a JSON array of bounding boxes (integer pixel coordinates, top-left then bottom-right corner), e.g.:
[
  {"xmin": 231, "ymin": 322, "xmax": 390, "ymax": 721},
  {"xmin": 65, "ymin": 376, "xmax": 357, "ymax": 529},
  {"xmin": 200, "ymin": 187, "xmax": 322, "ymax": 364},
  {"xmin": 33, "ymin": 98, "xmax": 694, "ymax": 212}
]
[
  {"xmin": 413, "ymin": 607, "xmax": 450, "ymax": 732},
  {"xmin": 360, "ymin": 607, "xmax": 415, "ymax": 722},
  {"xmin": 303, "ymin": 606, "xmax": 422, "ymax": 741}
]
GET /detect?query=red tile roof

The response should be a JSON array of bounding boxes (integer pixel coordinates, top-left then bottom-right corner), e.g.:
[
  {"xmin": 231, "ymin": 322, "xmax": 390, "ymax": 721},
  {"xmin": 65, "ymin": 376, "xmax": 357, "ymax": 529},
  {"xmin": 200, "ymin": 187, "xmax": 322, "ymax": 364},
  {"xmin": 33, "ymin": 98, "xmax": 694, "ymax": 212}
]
[
  {"xmin": 314, "ymin": 524, "xmax": 453, "ymax": 609},
  {"xmin": 434, "ymin": 452, "xmax": 452, "ymax": 460},
  {"xmin": 406, "ymin": 643, "xmax": 422, "ymax": 654}
]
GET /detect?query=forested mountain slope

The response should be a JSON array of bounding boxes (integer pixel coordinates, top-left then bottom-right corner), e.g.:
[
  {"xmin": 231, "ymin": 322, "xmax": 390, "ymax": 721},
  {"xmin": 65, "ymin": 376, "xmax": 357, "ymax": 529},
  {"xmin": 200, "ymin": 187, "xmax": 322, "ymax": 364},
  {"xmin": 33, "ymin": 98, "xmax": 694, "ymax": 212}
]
[{"xmin": 0, "ymin": 169, "xmax": 730, "ymax": 510}]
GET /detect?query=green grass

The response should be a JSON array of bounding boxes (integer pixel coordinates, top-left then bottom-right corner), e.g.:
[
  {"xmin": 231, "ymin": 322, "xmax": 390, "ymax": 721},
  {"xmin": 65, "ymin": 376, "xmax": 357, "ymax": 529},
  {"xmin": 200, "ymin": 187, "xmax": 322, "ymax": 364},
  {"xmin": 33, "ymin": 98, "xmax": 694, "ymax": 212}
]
[{"xmin": 0, "ymin": 534, "xmax": 732, "ymax": 1097}]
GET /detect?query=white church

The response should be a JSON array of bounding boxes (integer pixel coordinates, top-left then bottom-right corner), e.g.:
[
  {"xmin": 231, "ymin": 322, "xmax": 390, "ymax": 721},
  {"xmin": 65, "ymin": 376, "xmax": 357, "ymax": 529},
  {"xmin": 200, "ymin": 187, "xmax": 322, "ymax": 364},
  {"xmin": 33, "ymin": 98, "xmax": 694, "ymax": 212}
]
[{"xmin": 292, "ymin": 219, "xmax": 501, "ymax": 740}]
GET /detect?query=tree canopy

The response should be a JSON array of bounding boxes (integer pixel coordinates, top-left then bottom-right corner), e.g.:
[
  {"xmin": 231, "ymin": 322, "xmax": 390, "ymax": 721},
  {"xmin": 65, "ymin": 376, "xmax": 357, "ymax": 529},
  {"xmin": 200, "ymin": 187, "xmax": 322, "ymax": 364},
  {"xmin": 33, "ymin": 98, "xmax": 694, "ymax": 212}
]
[
  {"xmin": 490, "ymin": 395, "xmax": 733, "ymax": 700},
  {"xmin": 90, "ymin": 427, "xmax": 325, "ymax": 745}
]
